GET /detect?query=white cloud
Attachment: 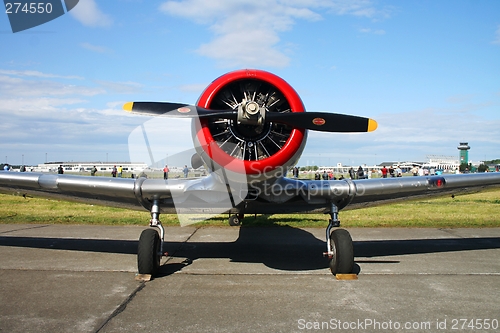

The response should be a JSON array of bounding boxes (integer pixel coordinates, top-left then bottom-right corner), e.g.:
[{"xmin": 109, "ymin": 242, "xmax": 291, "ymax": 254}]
[
  {"xmin": 1, "ymin": 97, "xmax": 85, "ymax": 114},
  {"xmin": 179, "ymin": 83, "xmax": 209, "ymax": 93},
  {"xmin": 159, "ymin": 0, "xmax": 388, "ymax": 68},
  {"xmin": 446, "ymin": 94, "xmax": 475, "ymax": 104},
  {"xmin": 95, "ymin": 80, "xmax": 144, "ymax": 94},
  {"xmin": 0, "ymin": 69, "xmax": 83, "ymax": 80},
  {"xmin": 0, "ymin": 74, "xmax": 104, "ymax": 97},
  {"xmin": 359, "ymin": 27, "xmax": 385, "ymax": 35},
  {"xmin": 0, "ymin": 70, "xmax": 147, "ymax": 165},
  {"xmin": 493, "ymin": 25, "xmax": 500, "ymax": 45},
  {"xmin": 197, "ymin": 29, "xmax": 290, "ymax": 68},
  {"xmin": 70, "ymin": 0, "xmax": 113, "ymax": 28},
  {"xmin": 299, "ymin": 102, "xmax": 500, "ymax": 166},
  {"xmin": 80, "ymin": 42, "xmax": 112, "ymax": 54},
  {"xmin": 0, "ymin": 71, "xmax": 103, "ymax": 120}
]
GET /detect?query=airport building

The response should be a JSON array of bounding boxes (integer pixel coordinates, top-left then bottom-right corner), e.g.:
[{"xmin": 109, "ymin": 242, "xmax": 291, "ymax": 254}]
[
  {"xmin": 32, "ymin": 162, "xmax": 148, "ymax": 174},
  {"xmin": 315, "ymin": 155, "xmax": 469, "ymax": 178},
  {"xmin": 423, "ymin": 155, "xmax": 461, "ymax": 171}
]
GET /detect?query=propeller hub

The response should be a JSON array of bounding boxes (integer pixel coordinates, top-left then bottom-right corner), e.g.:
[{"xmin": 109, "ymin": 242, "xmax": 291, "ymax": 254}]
[
  {"xmin": 246, "ymin": 102, "xmax": 259, "ymax": 115},
  {"xmin": 237, "ymin": 99, "xmax": 265, "ymax": 126}
]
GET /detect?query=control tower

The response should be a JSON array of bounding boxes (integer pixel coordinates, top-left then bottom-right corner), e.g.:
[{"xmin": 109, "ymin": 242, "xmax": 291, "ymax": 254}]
[{"xmin": 457, "ymin": 142, "xmax": 470, "ymax": 165}]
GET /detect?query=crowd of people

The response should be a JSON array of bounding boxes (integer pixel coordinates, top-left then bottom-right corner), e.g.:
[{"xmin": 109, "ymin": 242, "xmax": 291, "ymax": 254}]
[
  {"xmin": 291, "ymin": 164, "xmax": 457, "ymax": 180},
  {"xmin": 1, "ymin": 162, "xmax": 486, "ymax": 180}
]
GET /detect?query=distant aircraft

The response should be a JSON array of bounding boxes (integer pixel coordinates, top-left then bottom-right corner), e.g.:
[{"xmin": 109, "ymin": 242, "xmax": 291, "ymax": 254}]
[{"xmin": 1, "ymin": 69, "xmax": 500, "ymax": 277}]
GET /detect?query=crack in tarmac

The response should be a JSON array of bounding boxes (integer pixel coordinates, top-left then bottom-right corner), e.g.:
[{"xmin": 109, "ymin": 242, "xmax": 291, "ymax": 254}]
[
  {"xmin": 93, "ymin": 227, "xmax": 202, "ymax": 332},
  {"xmin": 0, "ymin": 224, "xmax": 51, "ymax": 235},
  {"xmin": 94, "ymin": 282, "xmax": 146, "ymax": 333}
]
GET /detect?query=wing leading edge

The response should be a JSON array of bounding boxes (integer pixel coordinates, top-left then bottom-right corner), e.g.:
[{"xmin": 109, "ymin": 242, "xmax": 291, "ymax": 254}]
[
  {"xmin": 0, "ymin": 171, "xmax": 243, "ymax": 214},
  {"xmin": 1, "ymin": 171, "xmax": 500, "ymax": 215},
  {"xmin": 0, "ymin": 172, "xmax": 205, "ymax": 212},
  {"xmin": 240, "ymin": 173, "xmax": 500, "ymax": 214}
]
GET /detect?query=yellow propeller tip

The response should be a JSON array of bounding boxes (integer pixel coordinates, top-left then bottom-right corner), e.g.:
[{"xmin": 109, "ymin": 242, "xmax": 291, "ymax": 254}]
[
  {"xmin": 123, "ymin": 102, "xmax": 134, "ymax": 112},
  {"xmin": 368, "ymin": 119, "xmax": 378, "ymax": 132}
]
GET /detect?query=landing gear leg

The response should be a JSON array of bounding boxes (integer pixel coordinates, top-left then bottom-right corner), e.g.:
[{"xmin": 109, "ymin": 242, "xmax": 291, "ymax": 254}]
[
  {"xmin": 137, "ymin": 200, "xmax": 165, "ymax": 276},
  {"xmin": 323, "ymin": 204, "xmax": 354, "ymax": 275}
]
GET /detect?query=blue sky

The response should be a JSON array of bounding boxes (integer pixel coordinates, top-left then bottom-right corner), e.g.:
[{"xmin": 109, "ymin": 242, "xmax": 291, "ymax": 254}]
[{"xmin": 1, "ymin": 0, "xmax": 499, "ymax": 167}]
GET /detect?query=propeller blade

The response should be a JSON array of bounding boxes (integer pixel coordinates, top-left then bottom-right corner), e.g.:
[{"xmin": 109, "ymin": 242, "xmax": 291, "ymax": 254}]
[
  {"xmin": 123, "ymin": 102, "xmax": 377, "ymax": 133},
  {"xmin": 191, "ymin": 153, "xmax": 204, "ymax": 170},
  {"xmin": 267, "ymin": 112, "xmax": 377, "ymax": 133},
  {"xmin": 123, "ymin": 102, "xmax": 237, "ymax": 120}
]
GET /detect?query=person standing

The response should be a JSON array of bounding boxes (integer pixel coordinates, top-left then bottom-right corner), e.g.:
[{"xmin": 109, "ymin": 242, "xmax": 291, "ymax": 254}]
[
  {"xmin": 381, "ymin": 166, "xmax": 388, "ymax": 178},
  {"xmin": 396, "ymin": 165, "xmax": 402, "ymax": 177},
  {"xmin": 163, "ymin": 165, "xmax": 170, "ymax": 180},
  {"xmin": 183, "ymin": 165, "xmax": 189, "ymax": 178},
  {"xmin": 91, "ymin": 166, "xmax": 97, "ymax": 176},
  {"xmin": 117, "ymin": 165, "xmax": 123, "ymax": 178},
  {"xmin": 58, "ymin": 165, "xmax": 64, "ymax": 174},
  {"xmin": 389, "ymin": 166, "xmax": 395, "ymax": 177},
  {"xmin": 349, "ymin": 167, "xmax": 355, "ymax": 179},
  {"xmin": 357, "ymin": 166, "xmax": 364, "ymax": 179}
]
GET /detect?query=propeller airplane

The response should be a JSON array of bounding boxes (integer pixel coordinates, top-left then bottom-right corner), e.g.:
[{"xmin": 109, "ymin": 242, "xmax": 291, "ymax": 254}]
[{"xmin": 1, "ymin": 69, "xmax": 500, "ymax": 278}]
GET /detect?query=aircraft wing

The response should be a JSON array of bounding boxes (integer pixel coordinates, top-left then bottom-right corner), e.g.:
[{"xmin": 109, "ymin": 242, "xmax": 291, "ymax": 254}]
[
  {"xmin": 1, "ymin": 171, "xmax": 500, "ymax": 215},
  {"xmin": 342, "ymin": 173, "xmax": 500, "ymax": 210},
  {"xmin": 0, "ymin": 172, "xmax": 232, "ymax": 214},
  {"xmin": 241, "ymin": 173, "xmax": 500, "ymax": 214}
]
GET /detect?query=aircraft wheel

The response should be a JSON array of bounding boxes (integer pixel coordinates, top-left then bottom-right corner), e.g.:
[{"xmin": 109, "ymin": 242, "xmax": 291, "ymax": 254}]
[
  {"xmin": 228, "ymin": 215, "xmax": 241, "ymax": 226},
  {"xmin": 328, "ymin": 228, "xmax": 354, "ymax": 275},
  {"xmin": 137, "ymin": 228, "xmax": 161, "ymax": 276}
]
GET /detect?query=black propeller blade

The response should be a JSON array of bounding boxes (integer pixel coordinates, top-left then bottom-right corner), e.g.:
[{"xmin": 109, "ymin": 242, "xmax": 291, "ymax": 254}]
[
  {"xmin": 123, "ymin": 102, "xmax": 377, "ymax": 133},
  {"xmin": 266, "ymin": 111, "xmax": 377, "ymax": 133},
  {"xmin": 123, "ymin": 102, "xmax": 237, "ymax": 120}
]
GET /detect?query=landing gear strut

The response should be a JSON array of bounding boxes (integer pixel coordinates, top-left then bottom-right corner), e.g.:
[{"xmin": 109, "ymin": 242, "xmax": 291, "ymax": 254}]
[
  {"xmin": 324, "ymin": 204, "xmax": 354, "ymax": 275},
  {"xmin": 137, "ymin": 200, "xmax": 165, "ymax": 276}
]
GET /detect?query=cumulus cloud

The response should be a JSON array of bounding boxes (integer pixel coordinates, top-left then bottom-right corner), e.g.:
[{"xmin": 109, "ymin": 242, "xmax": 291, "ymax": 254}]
[
  {"xmin": 159, "ymin": 0, "xmax": 388, "ymax": 68},
  {"xmin": 301, "ymin": 102, "xmax": 500, "ymax": 166},
  {"xmin": 0, "ymin": 74, "xmax": 104, "ymax": 97},
  {"xmin": 0, "ymin": 71, "xmax": 104, "ymax": 123},
  {"xmin": 0, "ymin": 68, "xmax": 199, "ymax": 165},
  {"xmin": 70, "ymin": 0, "xmax": 113, "ymax": 28}
]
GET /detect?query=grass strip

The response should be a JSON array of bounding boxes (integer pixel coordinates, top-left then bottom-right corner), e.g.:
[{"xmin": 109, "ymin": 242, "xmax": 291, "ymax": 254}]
[{"xmin": 0, "ymin": 189, "xmax": 499, "ymax": 228}]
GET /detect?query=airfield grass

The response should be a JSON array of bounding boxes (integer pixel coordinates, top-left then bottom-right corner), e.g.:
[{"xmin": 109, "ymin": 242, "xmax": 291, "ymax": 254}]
[{"xmin": 0, "ymin": 189, "xmax": 499, "ymax": 228}]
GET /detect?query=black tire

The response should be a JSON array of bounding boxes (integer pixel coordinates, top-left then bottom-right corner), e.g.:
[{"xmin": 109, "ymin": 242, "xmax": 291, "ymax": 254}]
[
  {"xmin": 228, "ymin": 215, "xmax": 241, "ymax": 226},
  {"xmin": 328, "ymin": 228, "xmax": 354, "ymax": 275},
  {"xmin": 137, "ymin": 229, "xmax": 161, "ymax": 276}
]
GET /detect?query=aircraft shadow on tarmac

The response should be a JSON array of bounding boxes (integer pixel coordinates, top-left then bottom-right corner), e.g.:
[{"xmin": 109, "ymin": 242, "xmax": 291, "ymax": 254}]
[{"xmin": 1, "ymin": 226, "xmax": 499, "ymax": 277}]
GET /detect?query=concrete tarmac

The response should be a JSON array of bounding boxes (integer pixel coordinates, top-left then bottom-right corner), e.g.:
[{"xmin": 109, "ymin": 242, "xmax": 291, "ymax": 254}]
[{"xmin": 0, "ymin": 224, "xmax": 499, "ymax": 333}]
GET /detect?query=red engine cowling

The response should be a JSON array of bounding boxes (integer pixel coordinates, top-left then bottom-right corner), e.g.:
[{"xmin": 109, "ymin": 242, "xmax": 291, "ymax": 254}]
[{"xmin": 192, "ymin": 69, "xmax": 307, "ymax": 183}]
